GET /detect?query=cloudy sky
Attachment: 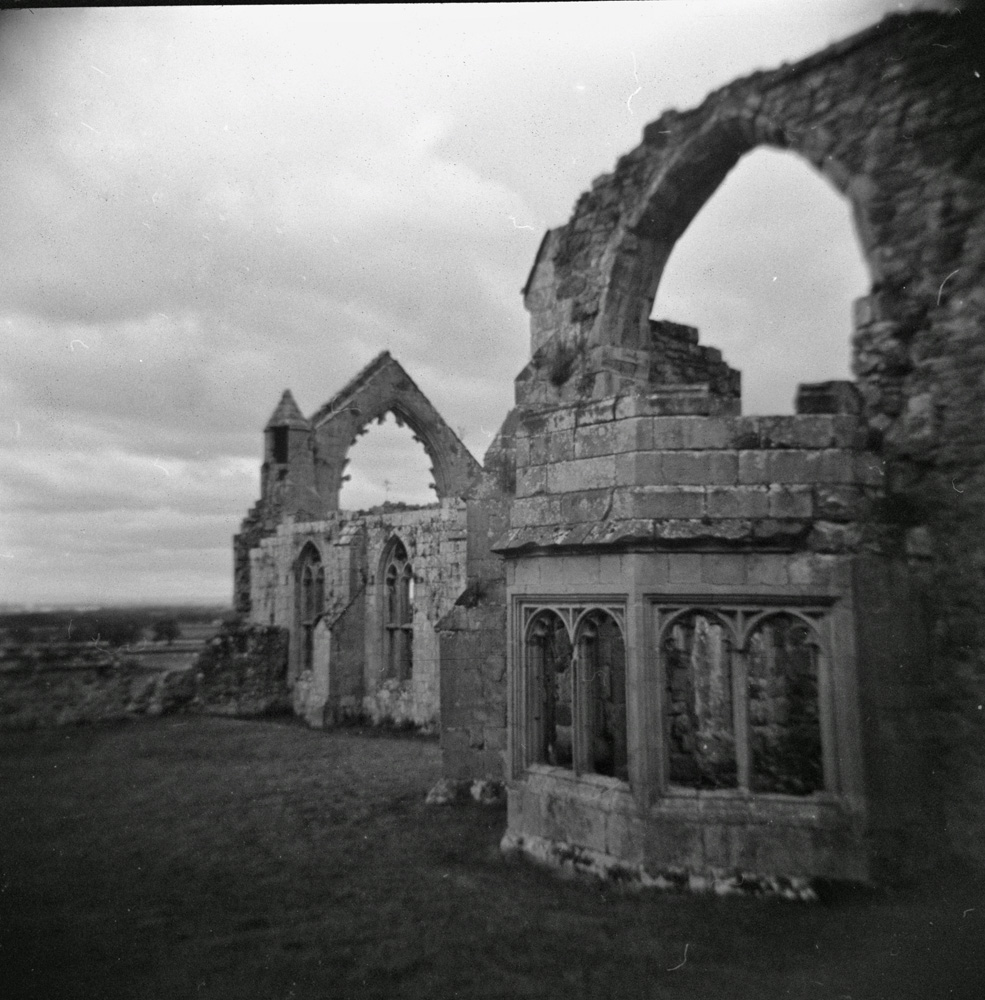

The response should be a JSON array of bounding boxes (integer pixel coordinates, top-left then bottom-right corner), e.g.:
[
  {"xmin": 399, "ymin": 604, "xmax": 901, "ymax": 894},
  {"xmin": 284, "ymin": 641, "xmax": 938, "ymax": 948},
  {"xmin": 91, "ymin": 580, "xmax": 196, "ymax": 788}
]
[{"xmin": 0, "ymin": 1, "xmax": 950, "ymax": 606}]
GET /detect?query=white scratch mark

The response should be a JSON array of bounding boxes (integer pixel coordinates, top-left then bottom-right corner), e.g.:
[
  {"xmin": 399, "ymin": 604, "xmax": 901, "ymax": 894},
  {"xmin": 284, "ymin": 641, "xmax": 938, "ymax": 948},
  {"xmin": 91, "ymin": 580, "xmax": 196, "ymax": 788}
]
[
  {"xmin": 153, "ymin": 462, "xmax": 170, "ymax": 477},
  {"xmin": 963, "ymin": 908, "xmax": 975, "ymax": 917},
  {"xmin": 142, "ymin": 222, "xmax": 151, "ymax": 229},
  {"xmin": 80, "ymin": 121, "xmax": 99, "ymax": 134},
  {"xmin": 69, "ymin": 339, "xmax": 90, "ymax": 351},
  {"xmin": 0, "ymin": 553, "xmax": 15, "ymax": 560},
  {"xmin": 90, "ymin": 65, "xmax": 109, "ymax": 78},
  {"xmin": 975, "ymin": 71, "xmax": 981, "ymax": 79},
  {"xmin": 626, "ymin": 50, "xmax": 642, "ymax": 116},
  {"xmin": 937, "ymin": 269, "xmax": 959, "ymax": 305},
  {"xmin": 509, "ymin": 215, "xmax": 534, "ymax": 231},
  {"xmin": 952, "ymin": 480, "xmax": 964, "ymax": 494},
  {"xmin": 667, "ymin": 943, "xmax": 689, "ymax": 971}
]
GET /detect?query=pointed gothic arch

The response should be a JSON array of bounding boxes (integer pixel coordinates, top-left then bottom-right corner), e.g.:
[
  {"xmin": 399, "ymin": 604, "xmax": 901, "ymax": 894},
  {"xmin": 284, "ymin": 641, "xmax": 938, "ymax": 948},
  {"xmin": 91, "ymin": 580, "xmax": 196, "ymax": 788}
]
[
  {"xmin": 309, "ymin": 352, "xmax": 482, "ymax": 511},
  {"xmin": 295, "ymin": 542, "xmax": 324, "ymax": 676}
]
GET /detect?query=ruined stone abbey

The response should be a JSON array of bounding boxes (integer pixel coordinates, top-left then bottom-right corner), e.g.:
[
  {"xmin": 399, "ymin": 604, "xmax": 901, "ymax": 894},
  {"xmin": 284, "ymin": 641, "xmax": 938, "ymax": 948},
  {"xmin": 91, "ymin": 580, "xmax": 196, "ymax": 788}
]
[{"xmin": 234, "ymin": 9, "xmax": 985, "ymax": 887}]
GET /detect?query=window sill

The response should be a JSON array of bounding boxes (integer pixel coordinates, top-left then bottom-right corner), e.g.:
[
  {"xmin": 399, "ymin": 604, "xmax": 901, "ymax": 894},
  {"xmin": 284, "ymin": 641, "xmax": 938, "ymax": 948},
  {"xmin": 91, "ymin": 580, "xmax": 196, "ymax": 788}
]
[
  {"xmin": 651, "ymin": 789, "xmax": 859, "ymax": 826},
  {"xmin": 523, "ymin": 763, "xmax": 631, "ymax": 792}
]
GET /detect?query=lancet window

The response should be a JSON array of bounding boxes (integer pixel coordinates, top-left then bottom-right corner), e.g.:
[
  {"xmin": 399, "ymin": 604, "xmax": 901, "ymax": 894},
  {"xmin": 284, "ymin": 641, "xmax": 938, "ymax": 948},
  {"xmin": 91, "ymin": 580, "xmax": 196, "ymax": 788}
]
[
  {"xmin": 383, "ymin": 538, "xmax": 414, "ymax": 681},
  {"xmin": 297, "ymin": 544, "xmax": 324, "ymax": 674}
]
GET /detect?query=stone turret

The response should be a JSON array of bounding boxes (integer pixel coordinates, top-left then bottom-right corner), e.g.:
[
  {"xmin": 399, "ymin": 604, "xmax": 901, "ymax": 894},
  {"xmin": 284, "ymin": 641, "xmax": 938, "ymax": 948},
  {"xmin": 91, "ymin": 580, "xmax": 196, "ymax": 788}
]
[
  {"xmin": 234, "ymin": 391, "xmax": 323, "ymax": 616},
  {"xmin": 261, "ymin": 390, "xmax": 315, "ymax": 516}
]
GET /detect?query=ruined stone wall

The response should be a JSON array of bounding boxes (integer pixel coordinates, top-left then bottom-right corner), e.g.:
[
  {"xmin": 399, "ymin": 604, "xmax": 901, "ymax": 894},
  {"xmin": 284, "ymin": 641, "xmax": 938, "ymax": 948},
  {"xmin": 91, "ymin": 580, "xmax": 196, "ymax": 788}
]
[
  {"xmin": 248, "ymin": 501, "xmax": 468, "ymax": 729},
  {"xmin": 437, "ymin": 416, "xmax": 518, "ymax": 782},
  {"xmin": 491, "ymin": 8, "xmax": 985, "ymax": 869},
  {"xmin": 0, "ymin": 653, "xmax": 194, "ymax": 730},
  {"xmin": 191, "ymin": 622, "xmax": 290, "ymax": 717},
  {"xmin": 234, "ymin": 353, "xmax": 480, "ymax": 619},
  {"xmin": 358, "ymin": 504, "xmax": 468, "ymax": 728}
]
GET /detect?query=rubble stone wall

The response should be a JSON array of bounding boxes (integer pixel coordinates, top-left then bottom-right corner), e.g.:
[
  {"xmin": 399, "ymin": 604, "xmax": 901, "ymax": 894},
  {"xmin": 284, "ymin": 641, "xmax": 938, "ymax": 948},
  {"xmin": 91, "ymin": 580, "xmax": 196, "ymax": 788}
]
[
  {"xmin": 0, "ymin": 654, "xmax": 195, "ymax": 730},
  {"xmin": 191, "ymin": 622, "xmax": 290, "ymax": 717}
]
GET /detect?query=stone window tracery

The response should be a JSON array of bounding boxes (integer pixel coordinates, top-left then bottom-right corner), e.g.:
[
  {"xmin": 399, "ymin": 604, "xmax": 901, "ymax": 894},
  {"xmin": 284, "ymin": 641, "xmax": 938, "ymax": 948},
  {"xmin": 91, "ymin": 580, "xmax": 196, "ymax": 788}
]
[
  {"xmin": 520, "ymin": 603, "xmax": 627, "ymax": 782},
  {"xmin": 383, "ymin": 538, "xmax": 414, "ymax": 681},
  {"xmin": 656, "ymin": 604, "xmax": 827, "ymax": 797}
]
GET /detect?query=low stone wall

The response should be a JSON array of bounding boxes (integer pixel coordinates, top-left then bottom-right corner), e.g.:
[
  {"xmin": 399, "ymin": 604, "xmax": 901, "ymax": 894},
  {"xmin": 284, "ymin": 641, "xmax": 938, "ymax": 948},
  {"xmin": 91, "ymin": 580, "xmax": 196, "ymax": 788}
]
[
  {"xmin": 190, "ymin": 622, "xmax": 290, "ymax": 717},
  {"xmin": 0, "ymin": 652, "xmax": 194, "ymax": 730},
  {"xmin": 0, "ymin": 624, "xmax": 290, "ymax": 729}
]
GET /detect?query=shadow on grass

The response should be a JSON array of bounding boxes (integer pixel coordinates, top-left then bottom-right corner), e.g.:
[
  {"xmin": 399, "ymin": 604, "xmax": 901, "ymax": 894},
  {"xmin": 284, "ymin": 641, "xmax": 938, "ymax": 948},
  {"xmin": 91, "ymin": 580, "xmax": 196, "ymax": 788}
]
[{"xmin": 1, "ymin": 716, "xmax": 982, "ymax": 999}]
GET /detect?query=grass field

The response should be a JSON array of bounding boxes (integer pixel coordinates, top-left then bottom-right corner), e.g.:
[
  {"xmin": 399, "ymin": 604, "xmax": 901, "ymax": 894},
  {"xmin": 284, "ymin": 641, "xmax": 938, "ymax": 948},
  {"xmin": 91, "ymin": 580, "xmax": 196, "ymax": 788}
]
[{"xmin": 1, "ymin": 717, "xmax": 982, "ymax": 999}]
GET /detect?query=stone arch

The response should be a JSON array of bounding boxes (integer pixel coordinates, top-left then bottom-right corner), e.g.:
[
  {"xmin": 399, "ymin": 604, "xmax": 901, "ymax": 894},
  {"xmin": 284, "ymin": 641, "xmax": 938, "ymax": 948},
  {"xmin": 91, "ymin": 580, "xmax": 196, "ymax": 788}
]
[
  {"xmin": 594, "ymin": 109, "xmax": 876, "ymax": 352},
  {"xmin": 309, "ymin": 352, "xmax": 482, "ymax": 511},
  {"xmin": 650, "ymin": 144, "xmax": 871, "ymax": 412},
  {"xmin": 522, "ymin": 11, "xmax": 985, "ymax": 429}
]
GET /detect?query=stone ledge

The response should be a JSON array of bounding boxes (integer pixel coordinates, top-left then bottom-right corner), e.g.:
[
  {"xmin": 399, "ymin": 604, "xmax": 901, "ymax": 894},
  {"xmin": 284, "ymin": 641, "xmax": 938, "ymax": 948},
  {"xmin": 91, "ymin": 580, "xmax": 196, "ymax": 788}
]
[{"xmin": 492, "ymin": 518, "xmax": 812, "ymax": 554}]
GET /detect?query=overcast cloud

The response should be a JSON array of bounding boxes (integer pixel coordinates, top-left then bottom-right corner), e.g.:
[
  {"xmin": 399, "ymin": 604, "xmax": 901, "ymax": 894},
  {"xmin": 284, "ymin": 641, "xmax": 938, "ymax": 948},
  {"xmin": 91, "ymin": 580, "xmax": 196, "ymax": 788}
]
[{"xmin": 0, "ymin": 1, "xmax": 951, "ymax": 605}]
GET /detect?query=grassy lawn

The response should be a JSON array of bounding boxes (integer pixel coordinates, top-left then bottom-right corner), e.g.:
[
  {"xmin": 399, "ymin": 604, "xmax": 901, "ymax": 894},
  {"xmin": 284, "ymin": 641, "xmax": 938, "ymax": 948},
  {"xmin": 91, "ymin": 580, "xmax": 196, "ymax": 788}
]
[{"xmin": 1, "ymin": 717, "xmax": 982, "ymax": 999}]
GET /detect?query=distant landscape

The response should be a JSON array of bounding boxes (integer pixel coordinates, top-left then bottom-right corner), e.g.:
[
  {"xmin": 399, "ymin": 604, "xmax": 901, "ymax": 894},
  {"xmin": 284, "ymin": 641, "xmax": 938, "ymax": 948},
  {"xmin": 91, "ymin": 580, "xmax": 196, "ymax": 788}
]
[{"xmin": 0, "ymin": 604, "xmax": 231, "ymax": 652}]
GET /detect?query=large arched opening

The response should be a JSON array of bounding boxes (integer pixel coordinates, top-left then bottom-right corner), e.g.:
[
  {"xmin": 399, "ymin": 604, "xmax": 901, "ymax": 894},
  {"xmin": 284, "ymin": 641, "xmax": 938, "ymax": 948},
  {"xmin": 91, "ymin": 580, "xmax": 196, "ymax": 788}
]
[
  {"xmin": 338, "ymin": 412, "xmax": 436, "ymax": 510},
  {"xmin": 650, "ymin": 148, "xmax": 870, "ymax": 414}
]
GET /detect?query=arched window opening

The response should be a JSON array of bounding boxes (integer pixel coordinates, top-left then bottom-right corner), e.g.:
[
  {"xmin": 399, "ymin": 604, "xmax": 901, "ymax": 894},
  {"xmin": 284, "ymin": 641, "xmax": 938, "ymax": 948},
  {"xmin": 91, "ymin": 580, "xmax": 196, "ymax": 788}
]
[
  {"xmin": 746, "ymin": 613, "xmax": 822, "ymax": 796},
  {"xmin": 576, "ymin": 610, "xmax": 628, "ymax": 781},
  {"xmin": 382, "ymin": 538, "xmax": 414, "ymax": 682},
  {"xmin": 526, "ymin": 611, "xmax": 574, "ymax": 770},
  {"xmin": 650, "ymin": 148, "xmax": 869, "ymax": 415},
  {"xmin": 296, "ymin": 545, "xmax": 323, "ymax": 674},
  {"xmin": 663, "ymin": 612, "xmax": 737, "ymax": 790},
  {"xmin": 339, "ymin": 412, "xmax": 436, "ymax": 511}
]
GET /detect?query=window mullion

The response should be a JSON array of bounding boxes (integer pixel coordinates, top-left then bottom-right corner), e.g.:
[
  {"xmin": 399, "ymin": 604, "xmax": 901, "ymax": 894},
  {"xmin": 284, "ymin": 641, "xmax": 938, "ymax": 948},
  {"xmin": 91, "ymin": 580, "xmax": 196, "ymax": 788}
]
[
  {"xmin": 574, "ymin": 642, "xmax": 587, "ymax": 775},
  {"xmin": 734, "ymin": 639, "xmax": 751, "ymax": 793}
]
